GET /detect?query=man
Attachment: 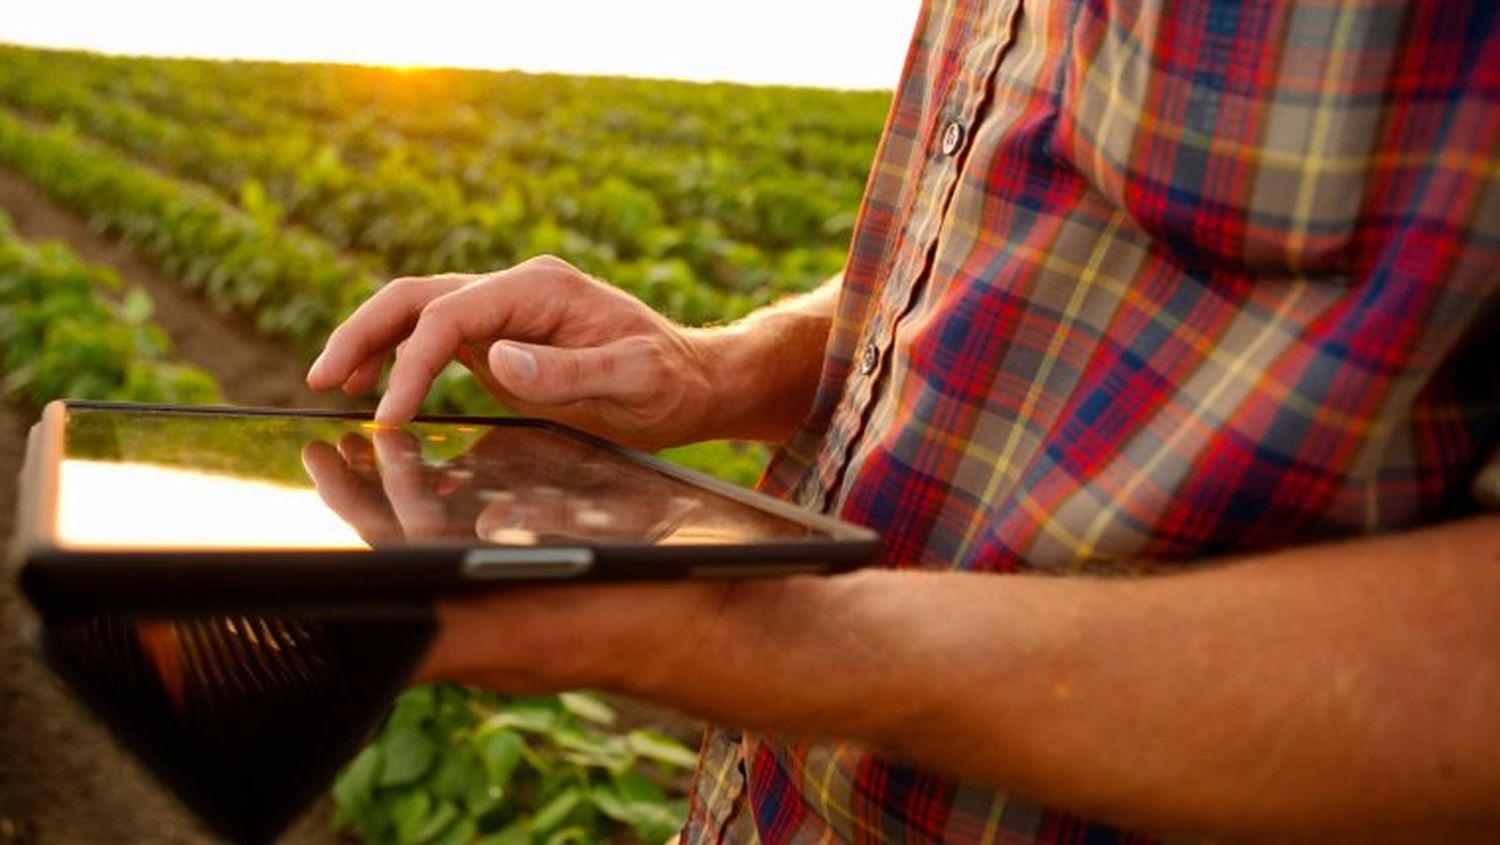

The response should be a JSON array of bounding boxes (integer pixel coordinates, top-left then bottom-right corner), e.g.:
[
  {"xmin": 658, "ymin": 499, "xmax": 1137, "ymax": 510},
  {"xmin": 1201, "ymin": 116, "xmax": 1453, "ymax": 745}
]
[{"xmin": 307, "ymin": 0, "xmax": 1500, "ymax": 840}]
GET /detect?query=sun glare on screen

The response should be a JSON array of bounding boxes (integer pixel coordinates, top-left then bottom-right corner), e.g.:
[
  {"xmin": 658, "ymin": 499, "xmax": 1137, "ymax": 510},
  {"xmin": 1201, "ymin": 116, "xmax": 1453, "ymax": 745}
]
[{"xmin": 56, "ymin": 460, "xmax": 368, "ymax": 550}]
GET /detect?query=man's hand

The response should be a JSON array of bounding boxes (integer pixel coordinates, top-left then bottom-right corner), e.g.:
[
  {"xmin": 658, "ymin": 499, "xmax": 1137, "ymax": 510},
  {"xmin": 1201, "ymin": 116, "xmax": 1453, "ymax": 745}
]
[
  {"xmin": 305, "ymin": 256, "xmax": 718, "ymax": 449},
  {"xmin": 305, "ymin": 256, "xmax": 838, "ymax": 449}
]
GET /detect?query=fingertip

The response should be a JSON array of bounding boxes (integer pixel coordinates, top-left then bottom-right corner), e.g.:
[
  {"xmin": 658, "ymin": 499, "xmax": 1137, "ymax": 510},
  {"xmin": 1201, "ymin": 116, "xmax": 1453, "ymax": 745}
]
[
  {"xmin": 306, "ymin": 351, "xmax": 338, "ymax": 389},
  {"xmin": 373, "ymin": 393, "xmax": 406, "ymax": 426}
]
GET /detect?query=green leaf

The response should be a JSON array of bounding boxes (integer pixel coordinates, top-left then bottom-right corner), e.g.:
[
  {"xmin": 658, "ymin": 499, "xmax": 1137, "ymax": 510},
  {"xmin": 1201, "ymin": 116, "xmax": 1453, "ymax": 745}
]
[
  {"xmin": 380, "ymin": 725, "xmax": 438, "ymax": 787},
  {"xmin": 587, "ymin": 784, "xmax": 632, "ymax": 824},
  {"xmin": 612, "ymin": 770, "xmax": 667, "ymax": 805},
  {"xmin": 413, "ymin": 799, "xmax": 459, "ymax": 843},
  {"xmin": 558, "ymin": 692, "xmax": 617, "ymax": 725},
  {"xmin": 527, "ymin": 787, "xmax": 584, "ymax": 835},
  {"xmin": 480, "ymin": 729, "xmax": 526, "ymax": 790},
  {"xmin": 389, "ymin": 790, "xmax": 433, "ymax": 844},
  {"xmin": 120, "ymin": 286, "xmax": 153, "ymax": 324},
  {"xmin": 626, "ymin": 729, "xmax": 699, "ymax": 770},
  {"xmin": 330, "ymin": 744, "xmax": 381, "ymax": 828},
  {"xmin": 432, "ymin": 817, "xmax": 478, "ymax": 845},
  {"xmin": 475, "ymin": 821, "xmax": 530, "ymax": 845},
  {"xmin": 555, "ymin": 729, "xmax": 629, "ymax": 770},
  {"xmin": 388, "ymin": 686, "xmax": 437, "ymax": 730},
  {"xmin": 483, "ymin": 700, "xmax": 559, "ymax": 734},
  {"xmin": 593, "ymin": 779, "xmax": 683, "ymax": 842},
  {"xmin": 542, "ymin": 827, "xmax": 591, "ymax": 845},
  {"xmin": 429, "ymin": 752, "xmax": 485, "ymax": 806}
]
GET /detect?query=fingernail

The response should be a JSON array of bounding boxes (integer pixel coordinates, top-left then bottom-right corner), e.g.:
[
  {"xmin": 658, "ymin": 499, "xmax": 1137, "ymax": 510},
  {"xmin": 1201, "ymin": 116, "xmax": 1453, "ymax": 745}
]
[
  {"xmin": 495, "ymin": 343, "xmax": 537, "ymax": 381},
  {"xmin": 374, "ymin": 394, "xmax": 397, "ymax": 423},
  {"xmin": 306, "ymin": 352, "xmax": 329, "ymax": 384}
]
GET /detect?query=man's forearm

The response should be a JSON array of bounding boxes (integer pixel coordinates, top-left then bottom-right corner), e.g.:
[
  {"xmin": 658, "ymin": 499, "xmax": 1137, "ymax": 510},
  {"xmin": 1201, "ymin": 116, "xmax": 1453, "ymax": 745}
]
[
  {"xmin": 691, "ymin": 277, "xmax": 839, "ymax": 442},
  {"xmin": 625, "ymin": 517, "xmax": 1500, "ymax": 839}
]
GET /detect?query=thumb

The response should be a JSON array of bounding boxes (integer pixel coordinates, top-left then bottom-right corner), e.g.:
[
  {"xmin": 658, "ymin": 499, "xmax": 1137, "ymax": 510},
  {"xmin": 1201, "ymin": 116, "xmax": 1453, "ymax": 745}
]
[{"xmin": 489, "ymin": 340, "xmax": 642, "ymax": 406}]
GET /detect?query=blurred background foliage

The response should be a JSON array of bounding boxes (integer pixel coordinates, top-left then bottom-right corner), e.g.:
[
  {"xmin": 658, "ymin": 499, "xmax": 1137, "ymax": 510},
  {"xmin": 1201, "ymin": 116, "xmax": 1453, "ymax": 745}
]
[{"xmin": 0, "ymin": 43, "xmax": 888, "ymax": 842}]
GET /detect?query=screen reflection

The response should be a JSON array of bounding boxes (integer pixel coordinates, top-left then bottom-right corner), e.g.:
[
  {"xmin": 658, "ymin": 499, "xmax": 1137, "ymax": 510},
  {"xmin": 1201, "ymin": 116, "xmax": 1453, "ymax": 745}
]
[{"xmin": 55, "ymin": 408, "xmax": 812, "ymax": 552}]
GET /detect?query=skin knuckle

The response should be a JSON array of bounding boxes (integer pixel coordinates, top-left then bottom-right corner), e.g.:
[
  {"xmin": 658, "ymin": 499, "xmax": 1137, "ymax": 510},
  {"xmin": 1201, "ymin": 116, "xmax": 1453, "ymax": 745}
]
[
  {"xmin": 420, "ymin": 290, "xmax": 467, "ymax": 325},
  {"xmin": 526, "ymin": 255, "xmax": 590, "ymax": 291},
  {"xmin": 595, "ymin": 352, "xmax": 618, "ymax": 380},
  {"xmin": 639, "ymin": 336, "xmax": 676, "ymax": 376},
  {"xmin": 528, "ymin": 254, "xmax": 570, "ymax": 273},
  {"xmin": 558, "ymin": 353, "xmax": 584, "ymax": 388}
]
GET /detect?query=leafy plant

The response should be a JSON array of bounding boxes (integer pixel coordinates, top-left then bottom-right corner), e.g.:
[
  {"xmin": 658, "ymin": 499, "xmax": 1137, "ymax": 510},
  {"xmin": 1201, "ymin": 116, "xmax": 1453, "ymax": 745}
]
[
  {"xmin": 0, "ymin": 212, "xmax": 219, "ymax": 405},
  {"xmin": 332, "ymin": 686, "xmax": 697, "ymax": 845}
]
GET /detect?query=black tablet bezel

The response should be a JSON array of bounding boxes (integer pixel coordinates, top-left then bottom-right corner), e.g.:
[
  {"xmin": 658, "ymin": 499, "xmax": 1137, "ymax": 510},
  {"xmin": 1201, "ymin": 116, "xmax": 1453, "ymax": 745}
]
[{"xmin": 15, "ymin": 400, "xmax": 880, "ymax": 617}]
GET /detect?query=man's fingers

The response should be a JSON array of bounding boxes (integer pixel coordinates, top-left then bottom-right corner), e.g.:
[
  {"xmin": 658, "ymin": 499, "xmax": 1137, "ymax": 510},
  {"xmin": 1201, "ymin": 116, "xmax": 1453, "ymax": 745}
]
[
  {"xmin": 375, "ymin": 313, "xmax": 465, "ymax": 423},
  {"xmin": 372, "ymin": 275, "xmax": 547, "ymax": 423},
  {"xmin": 321, "ymin": 257, "xmax": 638, "ymax": 422},
  {"xmin": 301, "ymin": 441, "xmax": 403, "ymax": 545},
  {"xmin": 488, "ymin": 339, "xmax": 656, "ymax": 407},
  {"xmin": 341, "ymin": 353, "xmax": 385, "ymax": 395},
  {"xmin": 306, "ymin": 274, "xmax": 470, "ymax": 390},
  {"xmin": 372, "ymin": 429, "xmax": 449, "ymax": 538}
]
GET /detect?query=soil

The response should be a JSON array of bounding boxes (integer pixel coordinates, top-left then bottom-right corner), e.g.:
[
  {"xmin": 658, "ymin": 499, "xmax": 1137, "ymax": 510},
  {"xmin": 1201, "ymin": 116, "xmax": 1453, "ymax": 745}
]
[{"xmin": 0, "ymin": 165, "xmax": 701, "ymax": 843}]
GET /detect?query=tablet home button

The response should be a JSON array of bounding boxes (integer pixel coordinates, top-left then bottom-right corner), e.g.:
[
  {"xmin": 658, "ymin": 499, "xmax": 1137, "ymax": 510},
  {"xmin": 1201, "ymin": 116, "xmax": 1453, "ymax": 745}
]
[{"xmin": 462, "ymin": 548, "xmax": 595, "ymax": 580}]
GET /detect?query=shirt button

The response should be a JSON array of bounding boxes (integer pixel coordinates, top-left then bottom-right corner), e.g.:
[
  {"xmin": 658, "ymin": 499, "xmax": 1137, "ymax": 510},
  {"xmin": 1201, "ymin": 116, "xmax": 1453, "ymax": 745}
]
[
  {"xmin": 859, "ymin": 342, "xmax": 880, "ymax": 375},
  {"xmin": 941, "ymin": 120, "xmax": 966, "ymax": 156}
]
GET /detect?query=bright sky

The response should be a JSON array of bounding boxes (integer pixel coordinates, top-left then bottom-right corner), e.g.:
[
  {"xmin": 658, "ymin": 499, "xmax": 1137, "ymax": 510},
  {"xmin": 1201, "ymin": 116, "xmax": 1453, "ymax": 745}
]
[{"xmin": 1, "ymin": 0, "xmax": 920, "ymax": 90}]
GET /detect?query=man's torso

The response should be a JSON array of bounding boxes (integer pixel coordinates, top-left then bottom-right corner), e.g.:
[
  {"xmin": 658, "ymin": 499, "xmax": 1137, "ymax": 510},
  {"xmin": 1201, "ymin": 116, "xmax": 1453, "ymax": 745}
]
[{"xmin": 685, "ymin": 0, "xmax": 1499, "ymax": 841}]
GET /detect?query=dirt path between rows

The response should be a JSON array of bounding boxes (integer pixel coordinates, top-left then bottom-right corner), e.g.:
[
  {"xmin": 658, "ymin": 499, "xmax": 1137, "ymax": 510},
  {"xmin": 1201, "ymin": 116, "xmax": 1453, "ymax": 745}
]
[{"xmin": 0, "ymin": 164, "xmax": 361, "ymax": 844}]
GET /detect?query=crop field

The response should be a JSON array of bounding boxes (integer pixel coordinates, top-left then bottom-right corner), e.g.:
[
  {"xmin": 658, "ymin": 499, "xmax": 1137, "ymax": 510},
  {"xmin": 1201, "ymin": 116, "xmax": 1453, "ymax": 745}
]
[{"xmin": 0, "ymin": 44, "xmax": 887, "ymax": 843}]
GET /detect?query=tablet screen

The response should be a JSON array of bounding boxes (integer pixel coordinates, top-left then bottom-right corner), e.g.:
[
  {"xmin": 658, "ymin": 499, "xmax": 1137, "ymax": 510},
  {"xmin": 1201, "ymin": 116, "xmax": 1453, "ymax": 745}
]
[{"xmin": 49, "ymin": 406, "xmax": 815, "ymax": 551}]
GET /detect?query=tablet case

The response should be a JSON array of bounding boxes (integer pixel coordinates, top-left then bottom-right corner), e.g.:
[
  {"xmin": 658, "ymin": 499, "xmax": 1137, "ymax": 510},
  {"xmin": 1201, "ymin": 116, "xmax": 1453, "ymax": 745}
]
[{"xmin": 35, "ymin": 608, "xmax": 434, "ymax": 845}]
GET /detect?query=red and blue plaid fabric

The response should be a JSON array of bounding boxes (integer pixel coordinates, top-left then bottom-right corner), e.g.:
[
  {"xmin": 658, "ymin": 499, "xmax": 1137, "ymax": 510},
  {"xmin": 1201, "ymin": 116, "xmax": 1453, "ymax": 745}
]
[{"xmin": 684, "ymin": 0, "xmax": 1499, "ymax": 841}]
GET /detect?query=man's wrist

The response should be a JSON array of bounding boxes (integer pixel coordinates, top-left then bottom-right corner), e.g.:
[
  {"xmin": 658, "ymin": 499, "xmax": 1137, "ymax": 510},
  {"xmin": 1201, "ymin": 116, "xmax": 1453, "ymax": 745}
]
[{"xmin": 688, "ymin": 307, "xmax": 831, "ymax": 443}]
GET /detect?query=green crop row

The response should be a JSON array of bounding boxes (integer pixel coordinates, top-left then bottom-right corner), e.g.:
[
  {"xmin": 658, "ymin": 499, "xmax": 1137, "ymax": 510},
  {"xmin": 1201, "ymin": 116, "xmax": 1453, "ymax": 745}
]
[
  {"xmin": 0, "ymin": 46, "xmax": 883, "ymax": 207},
  {"xmin": 0, "ymin": 109, "xmax": 373, "ymax": 350},
  {"xmin": 0, "ymin": 212, "xmax": 219, "ymax": 406},
  {"xmin": 0, "ymin": 45, "xmax": 875, "ymax": 317}
]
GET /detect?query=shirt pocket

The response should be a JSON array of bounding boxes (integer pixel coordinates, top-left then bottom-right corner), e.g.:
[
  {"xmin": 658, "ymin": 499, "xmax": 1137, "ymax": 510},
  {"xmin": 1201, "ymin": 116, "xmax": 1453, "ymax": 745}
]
[{"xmin": 1053, "ymin": 0, "xmax": 1403, "ymax": 282}]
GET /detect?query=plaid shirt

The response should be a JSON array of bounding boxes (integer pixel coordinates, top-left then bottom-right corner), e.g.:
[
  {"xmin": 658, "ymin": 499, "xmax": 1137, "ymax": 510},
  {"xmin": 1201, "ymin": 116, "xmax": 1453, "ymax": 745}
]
[{"xmin": 684, "ymin": 0, "xmax": 1499, "ymax": 842}]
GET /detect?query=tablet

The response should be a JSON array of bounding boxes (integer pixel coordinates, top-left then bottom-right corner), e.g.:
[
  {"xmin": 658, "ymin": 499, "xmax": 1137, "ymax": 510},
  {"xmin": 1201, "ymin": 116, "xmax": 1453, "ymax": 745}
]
[{"xmin": 14, "ymin": 400, "xmax": 879, "ymax": 616}]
